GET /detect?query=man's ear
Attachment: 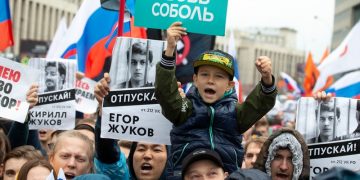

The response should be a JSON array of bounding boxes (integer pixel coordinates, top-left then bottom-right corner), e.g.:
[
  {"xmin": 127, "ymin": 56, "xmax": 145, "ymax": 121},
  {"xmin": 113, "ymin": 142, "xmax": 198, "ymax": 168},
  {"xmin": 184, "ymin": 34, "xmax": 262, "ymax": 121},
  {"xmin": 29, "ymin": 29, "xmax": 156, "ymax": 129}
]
[{"xmin": 224, "ymin": 171, "xmax": 229, "ymax": 178}]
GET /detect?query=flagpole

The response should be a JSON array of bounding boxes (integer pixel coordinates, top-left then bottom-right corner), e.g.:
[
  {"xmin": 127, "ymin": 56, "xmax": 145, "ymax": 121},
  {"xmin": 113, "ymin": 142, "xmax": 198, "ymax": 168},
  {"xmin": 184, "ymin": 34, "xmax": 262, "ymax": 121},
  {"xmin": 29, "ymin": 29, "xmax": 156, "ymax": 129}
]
[{"xmin": 117, "ymin": 0, "xmax": 126, "ymax": 37}]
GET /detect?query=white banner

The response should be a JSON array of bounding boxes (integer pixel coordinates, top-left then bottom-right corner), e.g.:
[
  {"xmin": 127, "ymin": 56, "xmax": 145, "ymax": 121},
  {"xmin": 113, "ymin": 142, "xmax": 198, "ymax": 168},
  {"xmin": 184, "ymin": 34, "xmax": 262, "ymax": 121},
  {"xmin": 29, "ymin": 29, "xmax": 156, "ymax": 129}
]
[
  {"xmin": 101, "ymin": 88, "xmax": 172, "ymax": 145},
  {"xmin": 75, "ymin": 77, "xmax": 97, "ymax": 114},
  {"xmin": 296, "ymin": 97, "xmax": 360, "ymax": 177},
  {"xmin": 0, "ymin": 57, "xmax": 40, "ymax": 122},
  {"xmin": 313, "ymin": 21, "xmax": 360, "ymax": 92},
  {"xmin": 308, "ymin": 138, "xmax": 360, "ymax": 178},
  {"xmin": 28, "ymin": 58, "xmax": 77, "ymax": 130}
]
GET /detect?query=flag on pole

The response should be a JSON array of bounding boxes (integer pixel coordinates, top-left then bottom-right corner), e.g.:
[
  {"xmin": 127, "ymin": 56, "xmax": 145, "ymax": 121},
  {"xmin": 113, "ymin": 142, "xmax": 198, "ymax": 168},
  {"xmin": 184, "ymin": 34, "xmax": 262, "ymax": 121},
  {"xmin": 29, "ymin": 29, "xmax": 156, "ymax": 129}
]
[
  {"xmin": 303, "ymin": 52, "xmax": 319, "ymax": 96},
  {"xmin": 52, "ymin": 0, "xmax": 131, "ymax": 79},
  {"xmin": 46, "ymin": 18, "xmax": 67, "ymax": 58},
  {"xmin": 0, "ymin": 0, "xmax": 14, "ymax": 51},
  {"xmin": 228, "ymin": 30, "xmax": 243, "ymax": 102},
  {"xmin": 313, "ymin": 21, "xmax": 360, "ymax": 92},
  {"xmin": 326, "ymin": 71, "xmax": 360, "ymax": 98},
  {"xmin": 280, "ymin": 72, "xmax": 303, "ymax": 95}
]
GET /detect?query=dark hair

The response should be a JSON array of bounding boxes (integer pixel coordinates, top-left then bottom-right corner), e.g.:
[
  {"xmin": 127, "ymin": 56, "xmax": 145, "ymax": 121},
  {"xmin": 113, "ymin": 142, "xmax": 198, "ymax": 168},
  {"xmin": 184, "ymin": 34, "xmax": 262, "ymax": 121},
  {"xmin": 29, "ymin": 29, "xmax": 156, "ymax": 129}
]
[
  {"xmin": 315, "ymin": 102, "xmax": 340, "ymax": 119},
  {"xmin": 126, "ymin": 42, "xmax": 153, "ymax": 64},
  {"xmin": 17, "ymin": 159, "xmax": 55, "ymax": 180},
  {"xmin": 50, "ymin": 130, "xmax": 65, "ymax": 139},
  {"xmin": 4, "ymin": 145, "xmax": 44, "ymax": 166},
  {"xmin": 0, "ymin": 131, "xmax": 10, "ymax": 164},
  {"xmin": 75, "ymin": 123, "xmax": 95, "ymax": 134},
  {"xmin": 45, "ymin": 61, "xmax": 66, "ymax": 84}
]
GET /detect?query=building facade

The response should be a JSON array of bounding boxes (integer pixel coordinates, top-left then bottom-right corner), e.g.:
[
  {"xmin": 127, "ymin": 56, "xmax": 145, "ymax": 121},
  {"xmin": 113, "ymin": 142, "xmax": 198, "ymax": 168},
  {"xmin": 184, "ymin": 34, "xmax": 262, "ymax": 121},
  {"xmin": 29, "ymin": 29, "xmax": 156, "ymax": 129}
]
[
  {"xmin": 215, "ymin": 28, "xmax": 305, "ymax": 95},
  {"xmin": 6, "ymin": 0, "xmax": 82, "ymax": 58},
  {"xmin": 332, "ymin": 0, "xmax": 360, "ymax": 49}
]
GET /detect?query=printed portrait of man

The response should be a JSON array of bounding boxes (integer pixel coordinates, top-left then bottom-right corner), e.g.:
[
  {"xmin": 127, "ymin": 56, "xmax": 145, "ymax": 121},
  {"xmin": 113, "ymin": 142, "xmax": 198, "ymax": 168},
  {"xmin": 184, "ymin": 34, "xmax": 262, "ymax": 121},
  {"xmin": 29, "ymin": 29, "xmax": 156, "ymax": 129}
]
[
  {"xmin": 308, "ymin": 99, "xmax": 341, "ymax": 143},
  {"xmin": 348, "ymin": 100, "xmax": 360, "ymax": 138},
  {"xmin": 44, "ymin": 61, "xmax": 66, "ymax": 92},
  {"xmin": 115, "ymin": 41, "xmax": 154, "ymax": 88}
]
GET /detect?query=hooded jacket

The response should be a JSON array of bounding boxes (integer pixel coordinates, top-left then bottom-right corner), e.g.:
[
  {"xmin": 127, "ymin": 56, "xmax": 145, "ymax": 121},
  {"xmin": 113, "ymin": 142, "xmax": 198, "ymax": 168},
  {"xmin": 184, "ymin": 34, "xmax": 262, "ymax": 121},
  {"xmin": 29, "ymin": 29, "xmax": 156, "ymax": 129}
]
[{"xmin": 253, "ymin": 128, "xmax": 310, "ymax": 180}]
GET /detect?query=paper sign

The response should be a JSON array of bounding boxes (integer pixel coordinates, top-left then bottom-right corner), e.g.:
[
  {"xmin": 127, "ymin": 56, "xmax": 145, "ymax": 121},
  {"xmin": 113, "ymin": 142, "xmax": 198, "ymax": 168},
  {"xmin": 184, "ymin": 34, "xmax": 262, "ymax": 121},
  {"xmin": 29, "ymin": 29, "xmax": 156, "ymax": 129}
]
[
  {"xmin": 0, "ymin": 57, "xmax": 40, "ymax": 122},
  {"xmin": 75, "ymin": 77, "xmax": 98, "ymax": 114},
  {"xmin": 308, "ymin": 138, "xmax": 360, "ymax": 178},
  {"xmin": 101, "ymin": 88, "xmax": 172, "ymax": 145},
  {"xmin": 296, "ymin": 97, "xmax": 360, "ymax": 178},
  {"xmin": 28, "ymin": 58, "xmax": 77, "ymax": 130},
  {"xmin": 135, "ymin": 0, "xmax": 228, "ymax": 36}
]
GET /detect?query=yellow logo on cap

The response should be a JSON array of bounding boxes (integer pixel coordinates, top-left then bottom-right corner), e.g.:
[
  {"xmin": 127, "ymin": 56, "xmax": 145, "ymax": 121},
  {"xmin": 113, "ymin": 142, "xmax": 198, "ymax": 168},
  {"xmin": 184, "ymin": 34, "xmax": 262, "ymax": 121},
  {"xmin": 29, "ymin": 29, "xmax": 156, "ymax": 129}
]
[{"xmin": 202, "ymin": 54, "xmax": 231, "ymax": 68}]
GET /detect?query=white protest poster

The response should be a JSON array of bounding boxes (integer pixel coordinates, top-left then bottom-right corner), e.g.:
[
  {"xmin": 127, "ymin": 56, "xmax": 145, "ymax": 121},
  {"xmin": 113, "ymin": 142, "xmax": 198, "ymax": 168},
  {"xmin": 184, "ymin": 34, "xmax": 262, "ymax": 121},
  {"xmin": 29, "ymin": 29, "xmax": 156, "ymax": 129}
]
[
  {"xmin": 296, "ymin": 97, "xmax": 360, "ymax": 178},
  {"xmin": 101, "ymin": 37, "xmax": 172, "ymax": 144},
  {"xmin": 0, "ymin": 57, "xmax": 40, "ymax": 123},
  {"xmin": 101, "ymin": 88, "xmax": 172, "ymax": 145},
  {"xmin": 109, "ymin": 37, "xmax": 166, "ymax": 89},
  {"xmin": 75, "ymin": 77, "xmax": 97, "ymax": 114},
  {"xmin": 28, "ymin": 58, "xmax": 77, "ymax": 130}
]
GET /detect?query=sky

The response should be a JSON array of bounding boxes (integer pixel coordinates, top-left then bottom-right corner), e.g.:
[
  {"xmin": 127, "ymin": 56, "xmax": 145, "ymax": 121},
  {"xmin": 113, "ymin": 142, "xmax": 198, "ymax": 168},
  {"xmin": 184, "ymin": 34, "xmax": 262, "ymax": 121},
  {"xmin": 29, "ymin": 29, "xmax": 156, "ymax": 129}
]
[{"xmin": 226, "ymin": 0, "xmax": 335, "ymax": 62}]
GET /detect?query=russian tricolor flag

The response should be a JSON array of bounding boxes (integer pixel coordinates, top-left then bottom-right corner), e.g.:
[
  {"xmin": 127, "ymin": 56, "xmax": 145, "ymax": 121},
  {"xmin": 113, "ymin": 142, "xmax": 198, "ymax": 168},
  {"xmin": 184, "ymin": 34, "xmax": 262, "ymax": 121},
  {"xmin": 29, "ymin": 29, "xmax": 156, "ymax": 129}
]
[
  {"xmin": 326, "ymin": 71, "xmax": 360, "ymax": 99},
  {"xmin": 280, "ymin": 72, "xmax": 303, "ymax": 95},
  {"xmin": 52, "ymin": 0, "xmax": 131, "ymax": 79},
  {"xmin": 0, "ymin": 0, "xmax": 14, "ymax": 51}
]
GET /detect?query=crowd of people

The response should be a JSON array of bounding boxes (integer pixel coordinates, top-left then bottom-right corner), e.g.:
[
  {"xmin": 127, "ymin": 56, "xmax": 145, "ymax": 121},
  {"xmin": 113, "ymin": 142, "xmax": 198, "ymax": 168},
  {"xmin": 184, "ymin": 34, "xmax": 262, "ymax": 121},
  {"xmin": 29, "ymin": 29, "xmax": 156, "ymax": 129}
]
[{"xmin": 0, "ymin": 22, "xmax": 359, "ymax": 180}]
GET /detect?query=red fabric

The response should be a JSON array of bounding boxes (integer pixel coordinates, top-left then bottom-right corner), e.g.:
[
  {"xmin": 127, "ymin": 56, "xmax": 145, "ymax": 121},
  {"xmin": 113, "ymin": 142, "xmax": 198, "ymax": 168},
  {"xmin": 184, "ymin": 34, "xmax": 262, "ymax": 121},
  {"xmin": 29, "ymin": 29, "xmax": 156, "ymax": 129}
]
[{"xmin": 0, "ymin": 20, "xmax": 14, "ymax": 51}]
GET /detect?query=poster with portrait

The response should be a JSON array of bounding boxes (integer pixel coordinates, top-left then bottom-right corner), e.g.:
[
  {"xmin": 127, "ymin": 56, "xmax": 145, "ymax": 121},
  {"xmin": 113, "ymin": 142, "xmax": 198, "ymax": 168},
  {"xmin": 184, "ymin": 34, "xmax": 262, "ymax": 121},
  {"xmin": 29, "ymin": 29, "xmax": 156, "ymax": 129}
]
[
  {"xmin": 75, "ymin": 77, "xmax": 97, "ymax": 114},
  {"xmin": 109, "ymin": 37, "xmax": 166, "ymax": 89},
  {"xmin": 0, "ymin": 57, "xmax": 40, "ymax": 123},
  {"xmin": 28, "ymin": 58, "xmax": 77, "ymax": 130},
  {"xmin": 101, "ymin": 37, "xmax": 172, "ymax": 144},
  {"xmin": 296, "ymin": 97, "xmax": 360, "ymax": 178}
]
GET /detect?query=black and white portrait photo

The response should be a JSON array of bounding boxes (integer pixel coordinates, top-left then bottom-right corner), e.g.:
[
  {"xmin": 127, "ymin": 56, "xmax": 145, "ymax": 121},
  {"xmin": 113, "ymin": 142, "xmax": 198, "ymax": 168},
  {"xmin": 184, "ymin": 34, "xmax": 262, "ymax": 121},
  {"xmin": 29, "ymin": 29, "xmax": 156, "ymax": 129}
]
[
  {"xmin": 296, "ymin": 97, "xmax": 359, "ymax": 144},
  {"xmin": 109, "ymin": 37, "xmax": 166, "ymax": 89},
  {"xmin": 28, "ymin": 58, "xmax": 77, "ymax": 93}
]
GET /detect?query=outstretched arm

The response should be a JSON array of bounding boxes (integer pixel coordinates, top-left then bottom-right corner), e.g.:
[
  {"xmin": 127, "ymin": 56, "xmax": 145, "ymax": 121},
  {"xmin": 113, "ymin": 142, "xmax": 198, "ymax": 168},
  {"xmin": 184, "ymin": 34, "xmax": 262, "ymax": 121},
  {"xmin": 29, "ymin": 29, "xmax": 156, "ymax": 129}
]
[
  {"xmin": 93, "ymin": 73, "xmax": 129, "ymax": 179},
  {"xmin": 237, "ymin": 56, "xmax": 277, "ymax": 133},
  {"xmin": 155, "ymin": 22, "xmax": 192, "ymax": 125}
]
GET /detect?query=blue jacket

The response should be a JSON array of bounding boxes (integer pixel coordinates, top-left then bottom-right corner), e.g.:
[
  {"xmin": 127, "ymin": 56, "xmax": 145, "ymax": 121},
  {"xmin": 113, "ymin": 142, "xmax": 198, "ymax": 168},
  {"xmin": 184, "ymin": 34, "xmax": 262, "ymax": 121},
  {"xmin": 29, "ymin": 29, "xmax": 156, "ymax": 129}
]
[{"xmin": 167, "ymin": 86, "xmax": 243, "ymax": 176}]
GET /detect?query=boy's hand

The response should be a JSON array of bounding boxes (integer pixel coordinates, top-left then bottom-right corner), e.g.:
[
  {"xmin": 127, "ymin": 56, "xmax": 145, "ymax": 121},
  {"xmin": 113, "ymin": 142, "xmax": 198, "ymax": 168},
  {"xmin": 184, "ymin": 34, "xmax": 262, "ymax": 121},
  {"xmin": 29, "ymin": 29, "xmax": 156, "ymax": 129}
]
[
  {"xmin": 313, "ymin": 91, "xmax": 332, "ymax": 101},
  {"xmin": 165, "ymin": 22, "xmax": 187, "ymax": 56},
  {"xmin": 177, "ymin": 81, "xmax": 185, "ymax": 98},
  {"xmin": 94, "ymin": 73, "xmax": 111, "ymax": 109},
  {"xmin": 255, "ymin": 56, "xmax": 272, "ymax": 85},
  {"xmin": 26, "ymin": 83, "xmax": 39, "ymax": 109}
]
